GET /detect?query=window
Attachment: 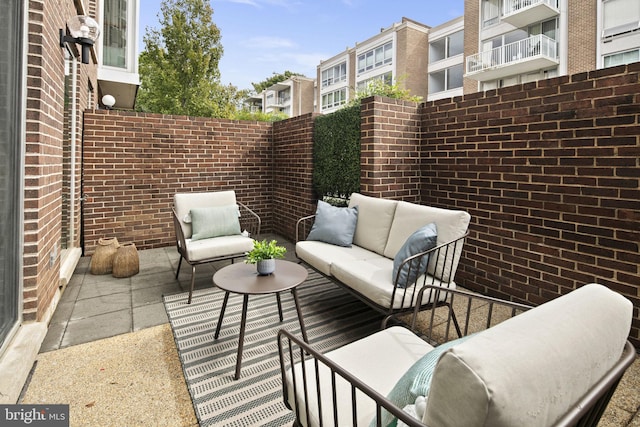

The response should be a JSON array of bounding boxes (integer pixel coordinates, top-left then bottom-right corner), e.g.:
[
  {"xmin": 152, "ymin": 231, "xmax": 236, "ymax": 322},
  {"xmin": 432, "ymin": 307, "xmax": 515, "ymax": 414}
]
[
  {"xmin": 0, "ymin": 0, "xmax": 22, "ymax": 350},
  {"xmin": 428, "ymin": 64, "xmax": 464, "ymax": 94},
  {"xmin": 357, "ymin": 41, "xmax": 393, "ymax": 74},
  {"xmin": 321, "ymin": 88, "xmax": 347, "ymax": 109},
  {"xmin": 321, "ymin": 62, "xmax": 347, "ymax": 88},
  {"xmin": 356, "ymin": 72, "xmax": 393, "ymax": 92},
  {"xmin": 482, "ymin": 0, "xmax": 501, "ymax": 27},
  {"xmin": 603, "ymin": 0, "xmax": 640, "ymax": 38},
  {"xmin": 604, "ymin": 49, "xmax": 640, "ymax": 66},
  {"xmin": 430, "ymin": 30, "xmax": 464, "ymax": 63},
  {"xmin": 103, "ymin": 0, "xmax": 128, "ymax": 68}
]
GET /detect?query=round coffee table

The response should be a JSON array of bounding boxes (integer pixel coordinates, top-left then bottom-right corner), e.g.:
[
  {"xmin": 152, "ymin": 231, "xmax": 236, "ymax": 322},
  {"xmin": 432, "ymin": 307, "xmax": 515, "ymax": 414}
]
[{"xmin": 212, "ymin": 259, "xmax": 309, "ymax": 379}]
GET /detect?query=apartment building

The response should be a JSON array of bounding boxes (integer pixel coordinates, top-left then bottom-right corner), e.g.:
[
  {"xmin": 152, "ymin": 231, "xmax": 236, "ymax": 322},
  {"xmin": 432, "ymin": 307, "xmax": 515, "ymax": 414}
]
[
  {"xmin": 317, "ymin": 18, "xmax": 432, "ymax": 114},
  {"xmin": 427, "ymin": 16, "xmax": 465, "ymax": 101},
  {"xmin": 248, "ymin": 76, "xmax": 315, "ymax": 117},
  {"xmin": 463, "ymin": 0, "xmax": 640, "ymax": 92},
  {"xmin": 1, "ymin": 0, "xmax": 139, "ymax": 404}
]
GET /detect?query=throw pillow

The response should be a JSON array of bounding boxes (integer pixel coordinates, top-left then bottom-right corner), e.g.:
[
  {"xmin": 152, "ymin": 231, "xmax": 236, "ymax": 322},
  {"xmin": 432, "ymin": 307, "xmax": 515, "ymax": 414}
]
[
  {"xmin": 371, "ymin": 333, "xmax": 477, "ymax": 427},
  {"xmin": 190, "ymin": 205, "xmax": 241, "ymax": 241},
  {"xmin": 306, "ymin": 200, "xmax": 358, "ymax": 247},
  {"xmin": 393, "ymin": 223, "xmax": 438, "ymax": 288}
]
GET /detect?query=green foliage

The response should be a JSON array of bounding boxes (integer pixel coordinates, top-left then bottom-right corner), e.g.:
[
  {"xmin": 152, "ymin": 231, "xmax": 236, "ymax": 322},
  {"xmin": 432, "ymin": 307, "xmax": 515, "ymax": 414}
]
[
  {"xmin": 252, "ymin": 71, "xmax": 304, "ymax": 94},
  {"xmin": 346, "ymin": 76, "xmax": 423, "ymax": 108},
  {"xmin": 312, "ymin": 106, "xmax": 361, "ymax": 200},
  {"xmin": 245, "ymin": 239, "xmax": 287, "ymax": 263},
  {"xmin": 232, "ymin": 109, "xmax": 288, "ymax": 122},
  {"xmin": 136, "ymin": 0, "xmax": 245, "ymax": 117}
]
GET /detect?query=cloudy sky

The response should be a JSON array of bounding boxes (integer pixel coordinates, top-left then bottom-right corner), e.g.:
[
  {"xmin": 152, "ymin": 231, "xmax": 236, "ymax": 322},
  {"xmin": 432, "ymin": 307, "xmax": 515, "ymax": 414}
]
[{"xmin": 138, "ymin": 0, "xmax": 464, "ymax": 90}]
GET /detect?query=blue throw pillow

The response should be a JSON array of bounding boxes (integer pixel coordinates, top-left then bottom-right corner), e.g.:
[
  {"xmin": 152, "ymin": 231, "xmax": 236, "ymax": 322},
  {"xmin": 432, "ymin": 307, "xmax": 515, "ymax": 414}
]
[
  {"xmin": 190, "ymin": 205, "xmax": 241, "ymax": 241},
  {"xmin": 306, "ymin": 200, "xmax": 358, "ymax": 247},
  {"xmin": 371, "ymin": 333, "xmax": 477, "ymax": 427},
  {"xmin": 393, "ymin": 223, "xmax": 438, "ymax": 288}
]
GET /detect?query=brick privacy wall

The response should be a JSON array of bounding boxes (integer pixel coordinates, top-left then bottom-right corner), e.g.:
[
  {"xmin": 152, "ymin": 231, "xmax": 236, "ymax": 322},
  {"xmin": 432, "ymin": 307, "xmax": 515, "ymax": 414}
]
[
  {"xmin": 359, "ymin": 96, "xmax": 423, "ymax": 202},
  {"xmin": 272, "ymin": 113, "xmax": 318, "ymax": 241},
  {"xmin": 421, "ymin": 63, "xmax": 640, "ymax": 343},
  {"xmin": 82, "ymin": 111, "xmax": 273, "ymax": 254},
  {"xmin": 24, "ymin": 0, "xmax": 98, "ymax": 322}
]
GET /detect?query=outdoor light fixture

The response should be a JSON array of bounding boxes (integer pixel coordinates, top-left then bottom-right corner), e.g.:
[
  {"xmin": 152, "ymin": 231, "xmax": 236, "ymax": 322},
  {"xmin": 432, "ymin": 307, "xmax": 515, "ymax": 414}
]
[
  {"xmin": 102, "ymin": 94, "xmax": 116, "ymax": 109},
  {"xmin": 59, "ymin": 16, "xmax": 100, "ymax": 64}
]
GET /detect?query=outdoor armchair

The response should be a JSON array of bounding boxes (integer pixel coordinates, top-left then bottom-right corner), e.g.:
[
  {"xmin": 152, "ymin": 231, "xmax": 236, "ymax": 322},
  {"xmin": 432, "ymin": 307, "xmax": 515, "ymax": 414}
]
[{"xmin": 173, "ymin": 190, "xmax": 261, "ymax": 303}]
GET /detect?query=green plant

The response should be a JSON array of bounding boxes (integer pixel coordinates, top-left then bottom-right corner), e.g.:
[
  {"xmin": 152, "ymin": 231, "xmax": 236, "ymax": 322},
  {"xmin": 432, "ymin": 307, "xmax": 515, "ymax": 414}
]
[{"xmin": 245, "ymin": 239, "xmax": 287, "ymax": 264}]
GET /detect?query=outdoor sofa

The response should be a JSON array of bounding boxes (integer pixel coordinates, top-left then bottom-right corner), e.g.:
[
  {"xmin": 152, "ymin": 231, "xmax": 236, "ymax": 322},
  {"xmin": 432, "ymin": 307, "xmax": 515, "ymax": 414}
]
[
  {"xmin": 296, "ymin": 193, "xmax": 471, "ymax": 327},
  {"xmin": 278, "ymin": 283, "xmax": 636, "ymax": 427}
]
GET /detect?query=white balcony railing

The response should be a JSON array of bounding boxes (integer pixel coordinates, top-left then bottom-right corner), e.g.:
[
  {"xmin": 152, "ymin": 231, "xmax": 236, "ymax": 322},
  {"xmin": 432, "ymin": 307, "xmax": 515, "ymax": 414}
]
[
  {"xmin": 501, "ymin": 0, "xmax": 559, "ymax": 28},
  {"xmin": 466, "ymin": 34, "xmax": 558, "ymax": 80}
]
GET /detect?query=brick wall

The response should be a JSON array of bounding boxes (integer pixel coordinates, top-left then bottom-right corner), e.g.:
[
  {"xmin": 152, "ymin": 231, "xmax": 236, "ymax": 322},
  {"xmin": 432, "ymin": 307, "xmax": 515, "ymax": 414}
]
[
  {"xmin": 421, "ymin": 63, "xmax": 640, "ymax": 342},
  {"xmin": 567, "ymin": 0, "xmax": 597, "ymax": 74},
  {"xmin": 82, "ymin": 111, "xmax": 273, "ymax": 254},
  {"xmin": 360, "ymin": 96, "xmax": 423, "ymax": 202}
]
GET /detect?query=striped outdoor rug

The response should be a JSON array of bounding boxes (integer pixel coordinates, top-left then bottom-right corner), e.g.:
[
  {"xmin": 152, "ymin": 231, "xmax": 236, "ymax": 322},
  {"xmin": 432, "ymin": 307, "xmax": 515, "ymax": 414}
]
[{"xmin": 163, "ymin": 269, "xmax": 384, "ymax": 427}]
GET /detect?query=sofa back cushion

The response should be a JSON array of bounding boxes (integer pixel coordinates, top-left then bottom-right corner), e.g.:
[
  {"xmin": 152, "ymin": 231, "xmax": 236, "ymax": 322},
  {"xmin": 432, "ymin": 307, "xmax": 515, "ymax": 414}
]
[
  {"xmin": 174, "ymin": 190, "xmax": 237, "ymax": 239},
  {"xmin": 348, "ymin": 193, "xmax": 397, "ymax": 255},
  {"xmin": 384, "ymin": 201, "xmax": 470, "ymax": 283},
  {"xmin": 424, "ymin": 283, "xmax": 633, "ymax": 427}
]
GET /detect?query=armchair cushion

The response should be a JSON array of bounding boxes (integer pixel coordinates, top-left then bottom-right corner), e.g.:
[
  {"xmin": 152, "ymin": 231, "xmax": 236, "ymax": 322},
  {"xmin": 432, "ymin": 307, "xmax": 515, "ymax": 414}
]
[
  {"xmin": 307, "ymin": 200, "xmax": 358, "ymax": 247},
  {"xmin": 190, "ymin": 205, "xmax": 241, "ymax": 241},
  {"xmin": 393, "ymin": 223, "xmax": 438, "ymax": 288}
]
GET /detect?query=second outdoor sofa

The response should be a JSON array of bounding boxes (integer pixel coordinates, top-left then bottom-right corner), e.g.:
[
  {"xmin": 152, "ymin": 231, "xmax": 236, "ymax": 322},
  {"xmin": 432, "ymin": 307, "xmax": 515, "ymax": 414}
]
[{"xmin": 296, "ymin": 193, "xmax": 471, "ymax": 326}]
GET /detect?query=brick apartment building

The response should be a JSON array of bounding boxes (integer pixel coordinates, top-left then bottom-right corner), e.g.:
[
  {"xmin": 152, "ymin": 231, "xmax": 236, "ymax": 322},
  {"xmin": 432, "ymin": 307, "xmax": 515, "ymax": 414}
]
[{"xmin": 0, "ymin": 0, "xmax": 139, "ymax": 403}]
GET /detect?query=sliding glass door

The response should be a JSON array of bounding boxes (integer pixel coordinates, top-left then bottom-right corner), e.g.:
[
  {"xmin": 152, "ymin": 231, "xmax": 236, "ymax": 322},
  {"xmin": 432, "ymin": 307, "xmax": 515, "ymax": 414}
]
[{"xmin": 0, "ymin": 0, "xmax": 23, "ymax": 349}]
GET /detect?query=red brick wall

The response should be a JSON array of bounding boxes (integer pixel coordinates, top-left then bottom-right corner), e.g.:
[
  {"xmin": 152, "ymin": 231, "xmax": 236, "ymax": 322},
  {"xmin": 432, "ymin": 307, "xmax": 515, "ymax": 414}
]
[
  {"xmin": 421, "ymin": 63, "xmax": 640, "ymax": 342},
  {"xmin": 360, "ymin": 96, "xmax": 422, "ymax": 202},
  {"xmin": 82, "ymin": 111, "xmax": 273, "ymax": 253}
]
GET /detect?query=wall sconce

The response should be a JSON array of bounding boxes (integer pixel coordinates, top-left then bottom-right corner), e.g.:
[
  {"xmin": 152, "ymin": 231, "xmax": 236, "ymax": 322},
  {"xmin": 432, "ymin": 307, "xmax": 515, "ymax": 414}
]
[
  {"xmin": 102, "ymin": 95, "xmax": 116, "ymax": 109},
  {"xmin": 59, "ymin": 16, "xmax": 101, "ymax": 64}
]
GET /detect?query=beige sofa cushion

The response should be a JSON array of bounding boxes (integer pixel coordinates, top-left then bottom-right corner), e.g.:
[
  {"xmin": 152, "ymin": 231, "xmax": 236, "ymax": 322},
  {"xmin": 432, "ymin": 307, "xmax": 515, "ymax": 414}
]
[
  {"xmin": 348, "ymin": 193, "xmax": 397, "ymax": 255},
  {"xmin": 174, "ymin": 191, "xmax": 237, "ymax": 239},
  {"xmin": 286, "ymin": 326, "xmax": 433, "ymax": 427},
  {"xmin": 296, "ymin": 240, "xmax": 381, "ymax": 276},
  {"xmin": 185, "ymin": 234, "xmax": 254, "ymax": 262},
  {"xmin": 424, "ymin": 283, "xmax": 632, "ymax": 427},
  {"xmin": 384, "ymin": 202, "xmax": 470, "ymax": 283}
]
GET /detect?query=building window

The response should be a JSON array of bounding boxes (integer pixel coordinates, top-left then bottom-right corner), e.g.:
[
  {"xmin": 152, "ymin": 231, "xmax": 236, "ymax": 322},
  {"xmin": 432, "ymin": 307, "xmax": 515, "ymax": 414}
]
[
  {"xmin": 321, "ymin": 88, "xmax": 347, "ymax": 109},
  {"xmin": 429, "ymin": 64, "xmax": 464, "ymax": 94},
  {"xmin": 604, "ymin": 49, "xmax": 640, "ymax": 66},
  {"xmin": 356, "ymin": 72, "xmax": 393, "ymax": 92},
  {"xmin": 603, "ymin": 0, "xmax": 640, "ymax": 38},
  {"xmin": 321, "ymin": 62, "xmax": 347, "ymax": 88},
  {"xmin": 357, "ymin": 41, "xmax": 393, "ymax": 74},
  {"xmin": 104, "ymin": 0, "xmax": 128, "ymax": 68},
  {"xmin": 430, "ymin": 30, "xmax": 464, "ymax": 63},
  {"xmin": 482, "ymin": 0, "xmax": 501, "ymax": 27}
]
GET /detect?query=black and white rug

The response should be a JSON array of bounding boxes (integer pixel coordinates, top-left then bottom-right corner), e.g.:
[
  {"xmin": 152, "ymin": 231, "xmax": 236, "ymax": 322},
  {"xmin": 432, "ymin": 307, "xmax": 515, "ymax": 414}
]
[{"xmin": 163, "ymin": 269, "xmax": 384, "ymax": 426}]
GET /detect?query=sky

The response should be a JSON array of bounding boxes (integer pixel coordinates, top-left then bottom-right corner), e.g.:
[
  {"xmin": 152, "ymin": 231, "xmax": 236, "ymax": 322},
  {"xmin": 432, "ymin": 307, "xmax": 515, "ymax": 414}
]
[{"xmin": 137, "ymin": 0, "xmax": 465, "ymax": 91}]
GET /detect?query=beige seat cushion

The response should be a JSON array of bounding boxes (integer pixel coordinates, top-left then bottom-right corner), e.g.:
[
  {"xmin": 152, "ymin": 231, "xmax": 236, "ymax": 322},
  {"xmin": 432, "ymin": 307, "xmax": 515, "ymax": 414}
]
[
  {"xmin": 184, "ymin": 235, "xmax": 254, "ymax": 263},
  {"xmin": 286, "ymin": 326, "xmax": 433, "ymax": 427},
  {"xmin": 424, "ymin": 283, "xmax": 633, "ymax": 427},
  {"xmin": 296, "ymin": 240, "xmax": 379, "ymax": 276},
  {"xmin": 348, "ymin": 193, "xmax": 398, "ymax": 255},
  {"xmin": 384, "ymin": 202, "xmax": 471, "ymax": 283}
]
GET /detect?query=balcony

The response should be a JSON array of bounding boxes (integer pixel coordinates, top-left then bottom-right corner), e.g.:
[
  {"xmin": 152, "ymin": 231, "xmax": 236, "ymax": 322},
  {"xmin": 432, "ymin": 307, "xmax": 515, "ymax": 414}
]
[
  {"xmin": 501, "ymin": 0, "xmax": 559, "ymax": 28},
  {"xmin": 465, "ymin": 34, "xmax": 558, "ymax": 81}
]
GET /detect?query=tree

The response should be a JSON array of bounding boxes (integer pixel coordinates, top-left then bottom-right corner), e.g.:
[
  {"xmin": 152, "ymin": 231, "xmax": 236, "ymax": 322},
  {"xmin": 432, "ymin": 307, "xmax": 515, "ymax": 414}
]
[
  {"xmin": 136, "ymin": 0, "xmax": 246, "ymax": 117},
  {"xmin": 251, "ymin": 71, "xmax": 304, "ymax": 94}
]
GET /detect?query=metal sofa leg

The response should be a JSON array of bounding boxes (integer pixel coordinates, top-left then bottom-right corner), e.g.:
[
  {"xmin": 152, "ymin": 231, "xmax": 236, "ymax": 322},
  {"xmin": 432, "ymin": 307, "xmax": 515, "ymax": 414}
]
[
  {"xmin": 176, "ymin": 256, "xmax": 183, "ymax": 279},
  {"xmin": 187, "ymin": 265, "xmax": 196, "ymax": 304}
]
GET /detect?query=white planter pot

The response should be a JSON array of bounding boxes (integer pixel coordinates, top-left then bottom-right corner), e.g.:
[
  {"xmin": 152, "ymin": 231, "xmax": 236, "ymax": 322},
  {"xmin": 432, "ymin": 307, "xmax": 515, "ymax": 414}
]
[{"xmin": 256, "ymin": 259, "xmax": 276, "ymax": 275}]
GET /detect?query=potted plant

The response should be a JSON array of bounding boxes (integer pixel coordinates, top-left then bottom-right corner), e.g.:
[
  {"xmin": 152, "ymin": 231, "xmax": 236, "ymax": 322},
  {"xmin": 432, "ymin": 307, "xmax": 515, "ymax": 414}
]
[{"xmin": 245, "ymin": 239, "xmax": 287, "ymax": 275}]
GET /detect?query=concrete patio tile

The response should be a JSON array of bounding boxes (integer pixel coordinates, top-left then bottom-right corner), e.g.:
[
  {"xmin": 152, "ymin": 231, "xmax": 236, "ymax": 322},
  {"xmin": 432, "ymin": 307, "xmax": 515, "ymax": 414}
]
[
  {"xmin": 60, "ymin": 309, "xmax": 132, "ymax": 348},
  {"xmin": 130, "ymin": 270, "xmax": 178, "ymax": 290},
  {"xmin": 133, "ymin": 302, "xmax": 169, "ymax": 331},
  {"xmin": 70, "ymin": 292, "xmax": 132, "ymax": 320},
  {"xmin": 38, "ymin": 321, "xmax": 66, "ymax": 353},
  {"xmin": 77, "ymin": 278, "xmax": 132, "ymax": 300},
  {"xmin": 132, "ymin": 282, "xmax": 182, "ymax": 307}
]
